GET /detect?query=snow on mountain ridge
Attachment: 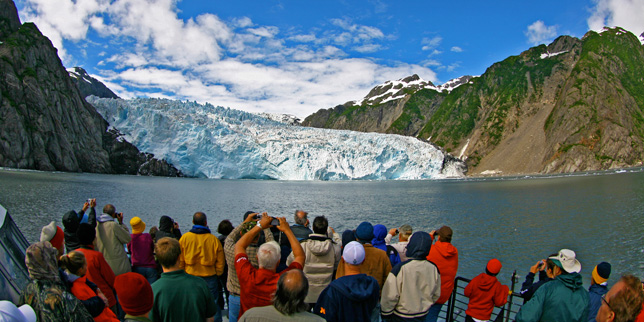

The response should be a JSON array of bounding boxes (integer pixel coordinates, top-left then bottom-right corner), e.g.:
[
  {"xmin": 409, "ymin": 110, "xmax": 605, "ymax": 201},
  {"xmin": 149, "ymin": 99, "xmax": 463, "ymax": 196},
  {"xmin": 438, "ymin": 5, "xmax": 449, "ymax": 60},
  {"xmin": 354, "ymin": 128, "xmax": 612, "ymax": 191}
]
[{"xmin": 87, "ymin": 96, "xmax": 466, "ymax": 180}]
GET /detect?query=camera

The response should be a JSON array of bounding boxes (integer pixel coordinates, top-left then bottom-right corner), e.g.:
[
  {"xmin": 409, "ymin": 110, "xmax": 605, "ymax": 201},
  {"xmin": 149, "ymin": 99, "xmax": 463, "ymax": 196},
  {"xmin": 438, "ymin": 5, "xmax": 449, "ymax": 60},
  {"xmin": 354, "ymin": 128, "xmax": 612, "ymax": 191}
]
[
  {"xmin": 270, "ymin": 217, "xmax": 280, "ymax": 226},
  {"xmin": 395, "ymin": 229, "xmax": 399, "ymax": 234},
  {"xmin": 87, "ymin": 198, "xmax": 92, "ymax": 204}
]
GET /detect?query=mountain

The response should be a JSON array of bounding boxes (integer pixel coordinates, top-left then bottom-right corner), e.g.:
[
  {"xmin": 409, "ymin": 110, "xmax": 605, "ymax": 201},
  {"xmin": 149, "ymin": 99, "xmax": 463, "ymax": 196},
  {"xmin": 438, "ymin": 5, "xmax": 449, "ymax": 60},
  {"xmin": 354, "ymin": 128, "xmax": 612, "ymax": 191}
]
[
  {"xmin": 68, "ymin": 67, "xmax": 119, "ymax": 99},
  {"xmin": 87, "ymin": 96, "xmax": 467, "ymax": 180},
  {"xmin": 0, "ymin": 0, "xmax": 180, "ymax": 176},
  {"xmin": 304, "ymin": 28, "xmax": 644, "ymax": 176}
]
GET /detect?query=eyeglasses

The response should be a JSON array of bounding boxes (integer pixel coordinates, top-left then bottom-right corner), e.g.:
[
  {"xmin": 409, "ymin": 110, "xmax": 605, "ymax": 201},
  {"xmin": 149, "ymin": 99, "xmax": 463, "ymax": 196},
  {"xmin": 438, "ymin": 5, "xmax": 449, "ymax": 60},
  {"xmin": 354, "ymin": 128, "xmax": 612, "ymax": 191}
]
[{"xmin": 601, "ymin": 294, "xmax": 613, "ymax": 311}]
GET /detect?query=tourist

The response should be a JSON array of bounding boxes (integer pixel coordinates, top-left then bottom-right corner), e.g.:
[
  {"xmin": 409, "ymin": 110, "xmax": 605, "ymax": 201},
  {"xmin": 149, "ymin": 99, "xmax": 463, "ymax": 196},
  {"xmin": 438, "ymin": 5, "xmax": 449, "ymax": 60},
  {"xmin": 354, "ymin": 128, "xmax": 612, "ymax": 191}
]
[
  {"xmin": 59, "ymin": 251, "xmax": 119, "ymax": 322},
  {"xmin": 516, "ymin": 249, "xmax": 589, "ymax": 322},
  {"xmin": 341, "ymin": 229, "xmax": 355, "ymax": 254},
  {"xmin": 19, "ymin": 241, "xmax": 93, "ymax": 321},
  {"xmin": 0, "ymin": 301, "xmax": 36, "ymax": 322},
  {"xmin": 595, "ymin": 275, "xmax": 644, "ymax": 322},
  {"xmin": 127, "ymin": 217, "xmax": 158, "ymax": 285},
  {"xmin": 315, "ymin": 241, "xmax": 380, "ymax": 322},
  {"xmin": 154, "ymin": 215, "xmax": 182, "ymax": 242},
  {"xmin": 380, "ymin": 231, "xmax": 440, "ymax": 321},
  {"xmin": 286, "ymin": 215, "xmax": 341, "ymax": 306},
  {"xmin": 588, "ymin": 262, "xmax": 612, "ymax": 322},
  {"xmin": 239, "ymin": 269, "xmax": 324, "ymax": 321},
  {"xmin": 426, "ymin": 225, "xmax": 459, "ymax": 322},
  {"xmin": 39, "ymin": 221, "xmax": 65, "ymax": 258},
  {"xmin": 464, "ymin": 258, "xmax": 509, "ymax": 322},
  {"xmin": 179, "ymin": 211, "xmax": 225, "ymax": 322},
  {"xmin": 96, "ymin": 204, "xmax": 131, "ymax": 276},
  {"xmin": 217, "ymin": 219, "xmax": 234, "ymax": 311},
  {"xmin": 151, "ymin": 237, "xmax": 217, "ymax": 322},
  {"xmin": 234, "ymin": 214, "xmax": 305, "ymax": 317},
  {"xmin": 372, "ymin": 224, "xmax": 400, "ymax": 268},
  {"xmin": 75, "ymin": 223, "xmax": 118, "ymax": 314},
  {"xmin": 224, "ymin": 213, "xmax": 275, "ymax": 322},
  {"xmin": 519, "ymin": 255, "xmax": 556, "ymax": 303},
  {"xmin": 385, "ymin": 224, "xmax": 412, "ymax": 262},
  {"xmin": 62, "ymin": 199, "xmax": 97, "ymax": 253},
  {"xmin": 114, "ymin": 272, "xmax": 154, "ymax": 322},
  {"xmin": 292, "ymin": 210, "xmax": 313, "ymax": 240},
  {"xmin": 336, "ymin": 221, "xmax": 392, "ymax": 290}
]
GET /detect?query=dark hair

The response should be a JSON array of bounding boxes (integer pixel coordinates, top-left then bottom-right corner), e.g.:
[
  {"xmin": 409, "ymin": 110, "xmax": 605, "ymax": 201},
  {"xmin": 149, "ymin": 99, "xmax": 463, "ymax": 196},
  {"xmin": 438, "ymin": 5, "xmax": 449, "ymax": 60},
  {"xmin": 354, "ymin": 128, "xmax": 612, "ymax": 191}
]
[
  {"xmin": 193, "ymin": 212, "xmax": 207, "ymax": 226},
  {"xmin": 273, "ymin": 269, "xmax": 309, "ymax": 315},
  {"xmin": 243, "ymin": 211, "xmax": 256, "ymax": 221},
  {"xmin": 155, "ymin": 237, "xmax": 181, "ymax": 268},
  {"xmin": 610, "ymin": 275, "xmax": 644, "ymax": 322},
  {"xmin": 103, "ymin": 204, "xmax": 115, "ymax": 216},
  {"xmin": 312, "ymin": 216, "xmax": 328, "ymax": 235},
  {"xmin": 149, "ymin": 226, "xmax": 158, "ymax": 240},
  {"xmin": 59, "ymin": 251, "xmax": 86, "ymax": 275},
  {"xmin": 77, "ymin": 223, "xmax": 96, "ymax": 246},
  {"xmin": 218, "ymin": 220, "xmax": 233, "ymax": 236}
]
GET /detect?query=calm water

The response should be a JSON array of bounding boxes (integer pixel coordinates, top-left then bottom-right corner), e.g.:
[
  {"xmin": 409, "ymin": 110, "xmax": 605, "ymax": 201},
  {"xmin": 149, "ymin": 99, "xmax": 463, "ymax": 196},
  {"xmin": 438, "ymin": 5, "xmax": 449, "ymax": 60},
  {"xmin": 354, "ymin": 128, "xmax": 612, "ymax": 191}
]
[{"xmin": 1, "ymin": 168, "xmax": 643, "ymax": 287}]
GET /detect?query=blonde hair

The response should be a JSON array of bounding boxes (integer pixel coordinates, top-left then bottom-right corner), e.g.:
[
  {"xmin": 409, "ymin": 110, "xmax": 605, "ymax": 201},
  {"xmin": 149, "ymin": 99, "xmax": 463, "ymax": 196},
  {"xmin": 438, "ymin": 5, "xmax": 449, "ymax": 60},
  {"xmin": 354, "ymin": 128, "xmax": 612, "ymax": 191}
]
[{"xmin": 59, "ymin": 251, "xmax": 86, "ymax": 275}]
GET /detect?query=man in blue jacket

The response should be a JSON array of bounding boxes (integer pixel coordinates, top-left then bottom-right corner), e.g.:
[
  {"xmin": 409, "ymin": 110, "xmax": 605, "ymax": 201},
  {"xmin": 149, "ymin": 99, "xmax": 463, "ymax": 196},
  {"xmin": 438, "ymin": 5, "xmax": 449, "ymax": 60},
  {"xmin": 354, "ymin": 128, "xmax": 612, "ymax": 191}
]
[
  {"xmin": 516, "ymin": 249, "xmax": 590, "ymax": 322},
  {"xmin": 588, "ymin": 262, "xmax": 611, "ymax": 322},
  {"xmin": 315, "ymin": 241, "xmax": 380, "ymax": 322}
]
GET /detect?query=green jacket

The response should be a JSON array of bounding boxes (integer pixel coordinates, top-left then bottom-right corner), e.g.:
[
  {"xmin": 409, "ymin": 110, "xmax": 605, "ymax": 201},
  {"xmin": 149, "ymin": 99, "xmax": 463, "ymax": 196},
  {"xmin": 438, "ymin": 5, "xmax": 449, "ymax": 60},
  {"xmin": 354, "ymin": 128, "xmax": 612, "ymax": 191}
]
[{"xmin": 516, "ymin": 272, "xmax": 589, "ymax": 322}]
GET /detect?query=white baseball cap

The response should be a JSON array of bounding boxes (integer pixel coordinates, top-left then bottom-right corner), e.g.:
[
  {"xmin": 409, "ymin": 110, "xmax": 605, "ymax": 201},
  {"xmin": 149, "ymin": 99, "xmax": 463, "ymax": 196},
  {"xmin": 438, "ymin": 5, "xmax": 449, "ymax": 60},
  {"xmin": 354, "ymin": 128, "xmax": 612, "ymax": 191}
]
[
  {"xmin": 0, "ymin": 301, "xmax": 37, "ymax": 322},
  {"xmin": 343, "ymin": 241, "xmax": 365, "ymax": 265}
]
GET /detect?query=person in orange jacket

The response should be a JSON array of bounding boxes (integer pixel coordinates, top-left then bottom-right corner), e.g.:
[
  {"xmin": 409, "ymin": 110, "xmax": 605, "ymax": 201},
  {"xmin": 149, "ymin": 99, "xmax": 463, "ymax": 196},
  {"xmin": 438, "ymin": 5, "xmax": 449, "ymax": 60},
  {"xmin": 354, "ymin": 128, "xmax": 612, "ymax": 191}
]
[
  {"xmin": 426, "ymin": 226, "xmax": 459, "ymax": 322},
  {"xmin": 60, "ymin": 251, "xmax": 119, "ymax": 322},
  {"xmin": 464, "ymin": 259, "xmax": 509, "ymax": 322}
]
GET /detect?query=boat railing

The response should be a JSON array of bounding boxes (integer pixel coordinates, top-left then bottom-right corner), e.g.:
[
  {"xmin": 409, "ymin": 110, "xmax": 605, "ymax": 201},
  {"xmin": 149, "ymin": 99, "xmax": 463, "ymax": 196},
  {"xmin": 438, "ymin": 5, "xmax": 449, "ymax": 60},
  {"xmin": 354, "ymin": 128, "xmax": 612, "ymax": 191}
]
[
  {"xmin": 441, "ymin": 271, "xmax": 525, "ymax": 322},
  {"xmin": 0, "ymin": 204, "xmax": 31, "ymax": 304}
]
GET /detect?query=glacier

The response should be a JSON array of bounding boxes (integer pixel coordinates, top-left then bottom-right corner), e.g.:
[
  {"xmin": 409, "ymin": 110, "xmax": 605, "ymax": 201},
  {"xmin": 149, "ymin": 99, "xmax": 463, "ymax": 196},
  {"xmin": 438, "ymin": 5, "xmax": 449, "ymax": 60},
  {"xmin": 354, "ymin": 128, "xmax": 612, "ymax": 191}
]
[{"xmin": 87, "ymin": 97, "xmax": 467, "ymax": 180}]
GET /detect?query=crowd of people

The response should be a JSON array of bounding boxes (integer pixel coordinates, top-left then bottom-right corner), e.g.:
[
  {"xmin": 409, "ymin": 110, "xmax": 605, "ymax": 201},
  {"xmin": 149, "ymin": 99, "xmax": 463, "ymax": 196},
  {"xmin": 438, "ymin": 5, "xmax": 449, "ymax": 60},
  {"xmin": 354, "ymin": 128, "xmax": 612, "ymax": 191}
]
[{"xmin": 2, "ymin": 198, "xmax": 644, "ymax": 322}]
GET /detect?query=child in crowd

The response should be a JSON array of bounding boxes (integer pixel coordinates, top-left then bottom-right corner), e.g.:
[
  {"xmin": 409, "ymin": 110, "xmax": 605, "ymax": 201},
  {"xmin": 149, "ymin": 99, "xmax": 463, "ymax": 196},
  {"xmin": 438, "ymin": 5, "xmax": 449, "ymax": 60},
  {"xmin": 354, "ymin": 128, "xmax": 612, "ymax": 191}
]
[
  {"xmin": 59, "ymin": 251, "xmax": 119, "ymax": 322},
  {"xmin": 464, "ymin": 258, "xmax": 509, "ymax": 322},
  {"xmin": 114, "ymin": 272, "xmax": 154, "ymax": 322}
]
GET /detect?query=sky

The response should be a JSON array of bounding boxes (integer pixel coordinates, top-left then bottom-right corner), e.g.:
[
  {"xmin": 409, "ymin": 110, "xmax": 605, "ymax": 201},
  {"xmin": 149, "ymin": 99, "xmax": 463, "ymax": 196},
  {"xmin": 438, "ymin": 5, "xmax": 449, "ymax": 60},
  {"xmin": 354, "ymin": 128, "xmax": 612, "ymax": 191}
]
[{"xmin": 14, "ymin": 0, "xmax": 644, "ymax": 118}]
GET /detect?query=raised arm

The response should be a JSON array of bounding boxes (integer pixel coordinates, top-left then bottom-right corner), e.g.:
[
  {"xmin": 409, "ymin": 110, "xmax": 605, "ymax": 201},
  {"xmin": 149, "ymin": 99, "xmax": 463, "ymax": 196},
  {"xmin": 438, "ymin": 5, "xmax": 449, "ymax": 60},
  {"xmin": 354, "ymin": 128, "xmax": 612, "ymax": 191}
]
[
  {"xmin": 276, "ymin": 217, "xmax": 305, "ymax": 267},
  {"xmin": 234, "ymin": 213, "xmax": 272, "ymax": 256}
]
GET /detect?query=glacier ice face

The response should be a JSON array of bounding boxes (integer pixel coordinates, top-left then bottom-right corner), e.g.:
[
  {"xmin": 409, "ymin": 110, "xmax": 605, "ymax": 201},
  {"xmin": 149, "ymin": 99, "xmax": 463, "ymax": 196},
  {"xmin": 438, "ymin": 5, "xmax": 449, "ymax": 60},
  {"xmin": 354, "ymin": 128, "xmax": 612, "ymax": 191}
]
[{"xmin": 87, "ymin": 97, "xmax": 466, "ymax": 180}]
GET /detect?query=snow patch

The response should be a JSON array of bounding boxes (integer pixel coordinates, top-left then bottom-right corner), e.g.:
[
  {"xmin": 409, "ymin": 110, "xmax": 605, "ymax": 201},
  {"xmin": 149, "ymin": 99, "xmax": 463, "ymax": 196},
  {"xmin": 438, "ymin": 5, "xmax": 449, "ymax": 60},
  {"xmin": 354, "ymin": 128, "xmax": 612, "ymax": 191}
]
[{"xmin": 540, "ymin": 51, "xmax": 568, "ymax": 59}]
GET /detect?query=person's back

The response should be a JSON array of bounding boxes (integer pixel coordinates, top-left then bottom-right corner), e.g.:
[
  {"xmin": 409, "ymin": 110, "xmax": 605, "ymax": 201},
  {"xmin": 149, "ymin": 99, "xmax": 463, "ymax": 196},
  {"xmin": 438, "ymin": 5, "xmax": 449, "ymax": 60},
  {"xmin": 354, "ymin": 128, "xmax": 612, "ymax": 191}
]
[
  {"xmin": 128, "ymin": 217, "xmax": 158, "ymax": 285},
  {"xmin": 464, "ymin": 259, "xmax": 509, "ymax": 321},
  {"xmin": 95, "ymin": 204, "xmax": 131, "ymax": 276},
  {"xmin": 76, "ymin": 223, "xmax": 117, "ymax": 310},
  {"xmin": 291, "ymin": 210, "xmax": 313, "ymax": 241},
  {"xmin": 380, "ymin": 231, "xmax": 440, "ymax": 320},
  {"xmin": 371, "ymin": 224, "xmax": 400, "ymax": 268},
  {"xmin": 151, "ymin": 237, "xmax": 217, "ymax": 322},
  {"xmin": 287, "ymin": 216, "xmax": 341, "ymax": 305},
  {"xmin": 315, "ymin": 242, "xmax": 380, "ymax": 322},
  {"xmin": 62, "ymin": 200, "xmax": 97, "ymax": 253},
  {"xmin": 155, "ymin": 215, "xmax": 182, "ymax": 242},
  {"xmin": 516, "ymin": 249, "xmax": 589, "ymax": 322},
  {"xmin": 427, "ymin": 226, "xmax": 459, "ymax": 309},
  {"xmin": 587, "ymin": 262, "xmax": 611, "ymax": 322}
]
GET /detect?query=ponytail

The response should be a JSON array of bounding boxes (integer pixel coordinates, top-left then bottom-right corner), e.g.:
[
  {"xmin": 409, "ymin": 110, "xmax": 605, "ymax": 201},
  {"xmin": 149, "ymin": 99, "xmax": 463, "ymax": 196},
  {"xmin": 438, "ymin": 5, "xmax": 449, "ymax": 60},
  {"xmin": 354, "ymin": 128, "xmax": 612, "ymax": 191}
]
[{"xmin": 59, "ymin": 251, "xmax": 86, "ymax": 275}]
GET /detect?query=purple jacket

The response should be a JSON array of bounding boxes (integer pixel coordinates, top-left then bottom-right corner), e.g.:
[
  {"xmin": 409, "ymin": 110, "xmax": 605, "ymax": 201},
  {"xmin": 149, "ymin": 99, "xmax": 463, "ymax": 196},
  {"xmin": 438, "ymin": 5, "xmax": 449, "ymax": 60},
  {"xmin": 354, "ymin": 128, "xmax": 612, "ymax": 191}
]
[{"xmin": 127, "ymin": 233, "xmax": 156, "ymax": 268}]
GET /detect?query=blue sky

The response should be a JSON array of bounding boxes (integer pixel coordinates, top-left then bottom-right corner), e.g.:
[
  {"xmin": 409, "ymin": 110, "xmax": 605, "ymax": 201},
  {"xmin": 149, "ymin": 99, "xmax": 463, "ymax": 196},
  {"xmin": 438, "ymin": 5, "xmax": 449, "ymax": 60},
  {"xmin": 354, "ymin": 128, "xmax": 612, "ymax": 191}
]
[{"xmin": 14, "ymin": 0, "xmax": 644, "ymax": 118}]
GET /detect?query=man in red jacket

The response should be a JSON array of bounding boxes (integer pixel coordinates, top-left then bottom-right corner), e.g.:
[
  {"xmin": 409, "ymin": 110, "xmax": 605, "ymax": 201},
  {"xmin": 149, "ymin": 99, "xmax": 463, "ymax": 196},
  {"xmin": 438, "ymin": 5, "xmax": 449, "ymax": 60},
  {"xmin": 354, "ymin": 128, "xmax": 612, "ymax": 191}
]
[
  {"xmin": 464, "ymin": 259, "xmax": 509, "ymax": 322},
  {"xmin": 426, "ymin": 226, "xmax": 459, "ymax": 322}
]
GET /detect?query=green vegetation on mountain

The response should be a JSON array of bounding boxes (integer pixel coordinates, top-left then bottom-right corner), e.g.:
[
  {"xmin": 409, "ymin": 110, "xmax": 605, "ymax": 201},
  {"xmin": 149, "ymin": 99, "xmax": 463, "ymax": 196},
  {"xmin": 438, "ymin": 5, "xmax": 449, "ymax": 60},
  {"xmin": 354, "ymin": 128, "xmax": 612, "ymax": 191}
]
[{"xmin": 304, "ymin": 29, "xmax": 644, "ymax": 175}]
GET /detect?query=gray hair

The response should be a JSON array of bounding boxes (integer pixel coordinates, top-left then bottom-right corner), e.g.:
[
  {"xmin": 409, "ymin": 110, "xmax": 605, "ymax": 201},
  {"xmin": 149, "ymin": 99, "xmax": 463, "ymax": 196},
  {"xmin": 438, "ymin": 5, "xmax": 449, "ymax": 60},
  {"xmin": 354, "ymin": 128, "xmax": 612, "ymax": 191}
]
[
  {"xmin": 294, "ymin": 210, "xmax": 308, "ymax": 226},
  {"xmin": 273, "ymin": 269, "xmax": 309, "ymax": 315},
  {"xmin": 258, "ymin": 241, "xmax": 281, "ymax": 269}
]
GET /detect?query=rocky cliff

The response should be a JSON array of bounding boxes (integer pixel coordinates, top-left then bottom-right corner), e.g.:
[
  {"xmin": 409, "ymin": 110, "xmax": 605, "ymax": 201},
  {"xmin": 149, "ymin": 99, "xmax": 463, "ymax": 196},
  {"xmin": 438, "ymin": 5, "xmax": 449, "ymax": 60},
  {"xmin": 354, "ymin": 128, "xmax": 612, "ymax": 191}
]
[
  {"xmin": 68, "ymin": 67, "xmax": 119, "ymax": 100},
  {"xmin": 304, "ymin": 28, "xmax": 644, "ymax": 176},
  {"xmin": 0, "ymin": 0, "xmax": 181, "ymax": 176}
]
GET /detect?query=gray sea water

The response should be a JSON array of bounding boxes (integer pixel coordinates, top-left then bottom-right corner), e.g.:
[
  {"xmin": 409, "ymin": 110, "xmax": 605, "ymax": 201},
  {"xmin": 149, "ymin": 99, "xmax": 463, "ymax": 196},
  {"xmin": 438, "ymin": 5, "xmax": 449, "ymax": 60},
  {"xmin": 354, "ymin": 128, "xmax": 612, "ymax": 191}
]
[{"xmin": 1, "ymin": 168, "xmax": 643, "ymax": 288}]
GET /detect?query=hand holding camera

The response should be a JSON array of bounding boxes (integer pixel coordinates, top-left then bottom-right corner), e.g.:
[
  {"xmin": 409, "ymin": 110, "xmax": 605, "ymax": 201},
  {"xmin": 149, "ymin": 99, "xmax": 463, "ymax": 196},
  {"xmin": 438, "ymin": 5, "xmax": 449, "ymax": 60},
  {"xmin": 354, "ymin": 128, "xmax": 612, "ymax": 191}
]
[{"xmin": 116, "ymin": 212, "xmax": 124, "ymax": 225}]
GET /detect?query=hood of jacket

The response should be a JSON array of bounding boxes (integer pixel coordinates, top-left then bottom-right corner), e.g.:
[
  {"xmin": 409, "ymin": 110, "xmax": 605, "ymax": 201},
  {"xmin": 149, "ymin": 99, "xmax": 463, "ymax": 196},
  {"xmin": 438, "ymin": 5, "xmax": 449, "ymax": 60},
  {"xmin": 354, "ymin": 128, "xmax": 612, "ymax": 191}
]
[
  {"xmin": 406, "ymin": 231, "xmax": 432, "ymax": 259},
  {"xmin": 371, "ymin": 225, "xmax": 387, "ymax": 250},
  {"xmin": 475, "ymin": 272, "xmax": 500, "ymax": 291},
  {"xmin": 332, "ymin": 274, "xmax": 379, "ymax": 301},
  {"xmin": 62, "ymin": 210, "xmax": 80, "ymax": 232},
  {"xmin": 306, "ymin": 234, "xmax": 334, "ymax": 256},
  {"xmin": 433, "ymin": 240, "xmax": 458, "ymax": 258},
  {"xmin": 97, "ymin": 213, "xmax": 114, "ymax": 223},
  {"xmin": 159, "ymin": 215, "xmax": 174, "ymax": 232},
  {"xmin": 557, "ymin": 272, "xmax": 584, "ymax": 291}
]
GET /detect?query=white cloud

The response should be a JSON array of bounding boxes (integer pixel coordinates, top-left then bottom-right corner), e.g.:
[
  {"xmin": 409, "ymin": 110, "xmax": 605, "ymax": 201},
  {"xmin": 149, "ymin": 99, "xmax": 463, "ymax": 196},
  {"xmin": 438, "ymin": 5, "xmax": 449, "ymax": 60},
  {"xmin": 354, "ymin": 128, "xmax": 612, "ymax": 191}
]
[
  {"xmin": 525, "ymin": 20, "xmax": 558, "ymax": 45},
  {"xmin": 421, "ymin": 36, "xmax": 442, "ymax": 51},
  {"xmin": 17, "ymin": 0, "xmax": 437, "ymax": 118},
  {"xmin": 588, "ymin": 0, "xmax": 644, "ymax": 38},
  {"xmin": 450, "ymin": 46, "xmax": 463, "ymax": 52}
]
